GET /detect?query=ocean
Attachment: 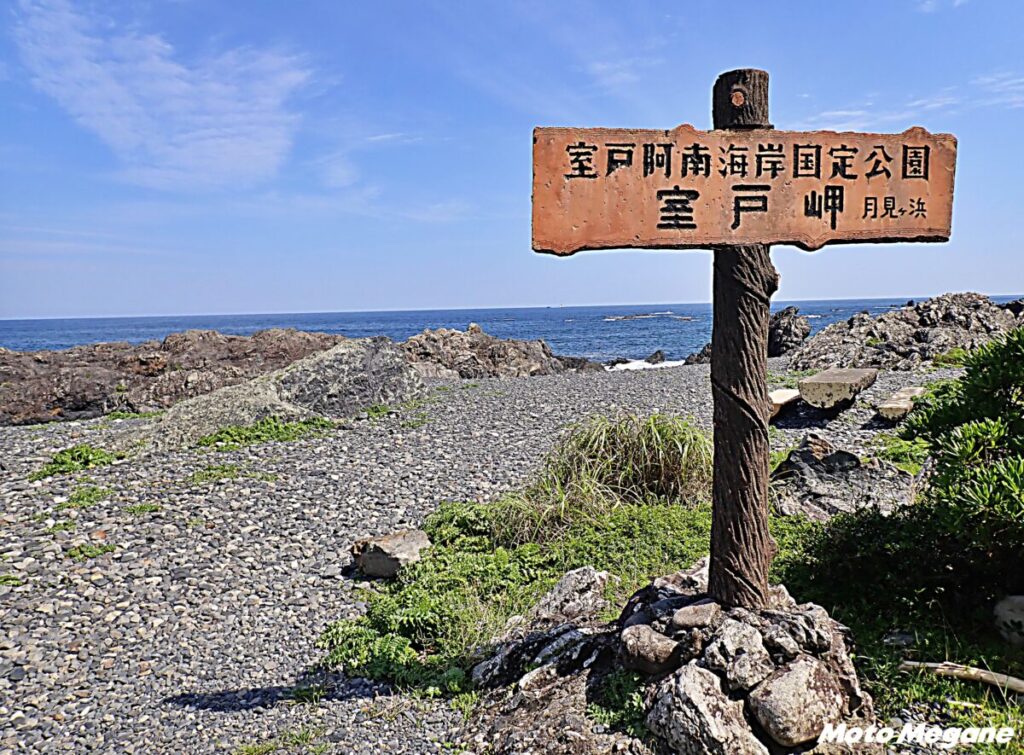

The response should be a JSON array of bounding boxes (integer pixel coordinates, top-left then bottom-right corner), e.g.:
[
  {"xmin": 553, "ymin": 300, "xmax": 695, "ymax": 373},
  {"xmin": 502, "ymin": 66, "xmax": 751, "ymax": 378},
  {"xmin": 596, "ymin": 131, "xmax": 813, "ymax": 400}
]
[{"xmin": 2, "ymin": 296, "xmax": 1020, "ymax": 361}]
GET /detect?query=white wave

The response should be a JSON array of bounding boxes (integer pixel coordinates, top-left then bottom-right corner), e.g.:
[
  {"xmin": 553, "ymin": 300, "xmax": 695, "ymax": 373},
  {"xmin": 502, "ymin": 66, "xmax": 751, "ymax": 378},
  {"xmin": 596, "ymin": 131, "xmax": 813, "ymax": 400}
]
[{"xmin": 607, "ymin": 359, "xmax": 689, "ymax": 371}]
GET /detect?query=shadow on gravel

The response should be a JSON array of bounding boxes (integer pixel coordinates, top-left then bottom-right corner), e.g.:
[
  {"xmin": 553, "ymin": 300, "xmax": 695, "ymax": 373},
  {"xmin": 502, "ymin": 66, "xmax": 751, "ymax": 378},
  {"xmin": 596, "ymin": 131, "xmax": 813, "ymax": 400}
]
[
  {"xmin": 771, "ymin": 403, "xmax": 843, "ymax": 430},
  {"xmin": 164, "ymin": 672, "xmax": 382, "ymax": 712}
]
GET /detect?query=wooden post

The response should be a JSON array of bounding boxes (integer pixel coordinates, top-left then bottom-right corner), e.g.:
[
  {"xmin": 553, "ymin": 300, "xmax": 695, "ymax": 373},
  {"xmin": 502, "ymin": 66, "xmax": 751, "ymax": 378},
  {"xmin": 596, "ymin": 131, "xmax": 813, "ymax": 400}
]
[{"xmin": 708, "ymin": 69, "xmax": 779, "ymax": 609}]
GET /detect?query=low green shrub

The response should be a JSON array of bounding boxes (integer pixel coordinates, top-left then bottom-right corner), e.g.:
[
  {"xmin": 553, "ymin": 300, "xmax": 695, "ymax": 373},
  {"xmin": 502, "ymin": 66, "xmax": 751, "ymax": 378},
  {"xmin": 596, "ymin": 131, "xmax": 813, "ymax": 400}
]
[
  {"xmin": 586, "ymin": 670, "xmax": 647, "ymax": 739},
  {"xmin": 197, "ymin": 417, "xmax": 334, "ymax": 450},
  {"xmin": 29, "ymin": 445, "xmax": 123, "ymax": 480}
]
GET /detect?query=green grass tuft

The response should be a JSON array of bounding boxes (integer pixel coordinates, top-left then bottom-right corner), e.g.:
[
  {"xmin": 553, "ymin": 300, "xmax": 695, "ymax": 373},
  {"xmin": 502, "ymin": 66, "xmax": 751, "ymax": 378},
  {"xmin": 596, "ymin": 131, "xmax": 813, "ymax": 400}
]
[
  {"xmin": 29, "ymin": 445, "xmax": 123, "ymax": 480},
  {"xmin": 871, "ymin": 432, "xmax": 932, "ymax": 475},
  {"xmin": 932, "ymin": 346, "xmax": 970, "ymax": 367},
  {"xmin": 0, "ymin": 575, "xmax": 24, "ymax": 587}
]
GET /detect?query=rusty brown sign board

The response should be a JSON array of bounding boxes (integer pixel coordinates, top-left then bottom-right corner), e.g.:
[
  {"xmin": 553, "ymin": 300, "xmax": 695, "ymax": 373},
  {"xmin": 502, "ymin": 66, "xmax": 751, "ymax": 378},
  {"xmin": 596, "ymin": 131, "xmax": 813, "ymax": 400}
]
[{"xmin": 532, "ymin": 124, "xmax": 956, "ymax": 255}]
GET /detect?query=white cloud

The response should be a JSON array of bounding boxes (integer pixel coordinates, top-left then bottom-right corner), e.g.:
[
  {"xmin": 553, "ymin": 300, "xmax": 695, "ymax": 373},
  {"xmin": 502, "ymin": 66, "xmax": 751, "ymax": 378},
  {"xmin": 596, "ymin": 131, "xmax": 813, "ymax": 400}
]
[
  {"xmin": 972, "ymin": 72, "xmax": 1024, "ymax": 108},
  {"xmin": 13, "ymin": 0, "xmax": 311, "ymax": 190}
]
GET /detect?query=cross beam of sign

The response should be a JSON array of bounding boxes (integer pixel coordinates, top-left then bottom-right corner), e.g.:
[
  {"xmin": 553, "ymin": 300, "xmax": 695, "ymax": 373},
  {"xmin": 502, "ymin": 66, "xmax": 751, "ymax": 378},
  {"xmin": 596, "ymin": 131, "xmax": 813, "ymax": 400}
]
[{"xmin": 530, "ymin": 69, "xmax": 957, "ymax": 610}]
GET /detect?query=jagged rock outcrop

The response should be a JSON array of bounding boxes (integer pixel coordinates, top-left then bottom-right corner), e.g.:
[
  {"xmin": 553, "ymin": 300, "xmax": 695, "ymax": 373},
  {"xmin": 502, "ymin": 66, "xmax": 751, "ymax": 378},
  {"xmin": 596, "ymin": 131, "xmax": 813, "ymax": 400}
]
[
  {"xmin": 684, "ymin": 342, "xmax": 712, "ymax": 365},
  {"xmin": 0, "ymin": 329, "xmax": 346, "ymax": 425},
  {"xmin": 144, "ymin": 337, "xmax": 424, "ymax": 450},
  {"xmin": 789, "ymin": 292, "xmax": 1024, "ymax": 371},
  {"xmin": 768, "ymin": 306, "xmax": 811, "ymax": 357},
  {"xmin": 457, "ymin": 559, "xmax": 876, "ymax": 754},
  {"xmin": 403, "ymin": 323, "xmax": 597, "ymax": 378},
  {"xmin": 770, "ymin": 434, "xmax": 915, "ymax": 520}
]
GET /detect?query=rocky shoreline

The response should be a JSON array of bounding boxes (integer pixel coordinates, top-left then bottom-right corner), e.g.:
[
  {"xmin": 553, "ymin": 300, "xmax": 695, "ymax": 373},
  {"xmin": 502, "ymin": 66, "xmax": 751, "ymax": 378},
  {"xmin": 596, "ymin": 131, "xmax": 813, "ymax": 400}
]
[{"xmin": 0, "ymin": 291, "xmax": 1013, "ymax": 753}]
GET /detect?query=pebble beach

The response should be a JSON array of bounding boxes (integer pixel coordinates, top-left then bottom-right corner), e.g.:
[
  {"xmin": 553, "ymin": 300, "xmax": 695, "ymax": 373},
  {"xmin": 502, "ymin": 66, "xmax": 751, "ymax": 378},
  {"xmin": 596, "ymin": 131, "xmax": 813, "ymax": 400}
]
[{"xmin": 0, "ymin": 360, "xmax": 958, "ymax": 754}]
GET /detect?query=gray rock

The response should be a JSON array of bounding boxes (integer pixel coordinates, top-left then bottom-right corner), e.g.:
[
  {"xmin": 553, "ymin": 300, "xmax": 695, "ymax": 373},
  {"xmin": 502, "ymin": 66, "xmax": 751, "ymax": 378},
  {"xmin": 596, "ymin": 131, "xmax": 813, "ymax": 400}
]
[
  {"xmin": 619, "ymin": 624, "xmax": 683, "ymax": 675},
  {"xmin": 702, "ymin": 618, "xmax": 775, "ymax": 692},
  {"xmin": 647, "ymin": 664, "xmax": 769, "ymax": 755},
  {"xmin": 771, "ymin": 434, "xmax": 914, "ymax": 520},
  {"xmin": 994, "ymin": 595, "xmax": 1024, "ymax": 646},
  {"xmin": 671, "ymin": 599, "xmax": 721, "ymax": 630},
  {"xmin": 747, "ymin": 656, "xmax": 845, "ymax": 747},
  {"xmin": 798, "ymin": 368, "xmax": 878, "ymax": 409},
  {"xmin": 530, "ymin": 566, "xmax": 612, "ymax": 625},
  {"xmin": 769, "ymin": 306, "xmax": 811, "ymax": 357},
  {"xmin": 146, "ymin": 337, "xmax": 424, "ymax": 449},
  {"xmin": 790, "ymin": 292, "xmax": 1023, "ymax": 371},
  {"xmin": 351, "ymin": 529, "xmax": 431, "ymax": 578},
  {"xmin": 644, "ymin": 350, "xmax": 666, "ymax": 365},
  {"xmin": 684, "ymin": 342, "xmax": 712, "ymax": 365},
  {"xmin": 403, "ymin": 324, "xmax": 586, "ymax": 378}
]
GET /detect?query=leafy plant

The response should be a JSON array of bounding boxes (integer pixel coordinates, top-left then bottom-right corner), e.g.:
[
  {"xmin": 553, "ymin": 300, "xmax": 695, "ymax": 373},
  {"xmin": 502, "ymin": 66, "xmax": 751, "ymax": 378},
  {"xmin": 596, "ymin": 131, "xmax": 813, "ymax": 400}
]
[
  {"xmin": 58, "ymin": 485, "xmax": 112, "ymax": 510},
  {"xmin": 125, "ymin": 503, "xmax": 161, "ymax": 515},
  {"xmin": 30, "ymin": 445, "xmax": 123, "ymax": 480},
  {"xmin": 586, "ymin": 670, "xmax": 648, "ymax": 739},
  {"xmin": 66, "ymin": 543, "xmax": 116, "ymax": 561},
  {"xmin": 197, "ymin": 417, "xmax": 334, "ymax": 451}
]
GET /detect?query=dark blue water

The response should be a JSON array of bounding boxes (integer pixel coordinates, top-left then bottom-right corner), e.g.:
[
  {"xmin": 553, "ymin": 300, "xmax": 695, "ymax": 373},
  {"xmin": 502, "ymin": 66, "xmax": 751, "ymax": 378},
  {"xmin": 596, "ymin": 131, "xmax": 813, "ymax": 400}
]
[{"xmin": 2, "ymin": 296, "xmax": 1020, "ymax": 361}]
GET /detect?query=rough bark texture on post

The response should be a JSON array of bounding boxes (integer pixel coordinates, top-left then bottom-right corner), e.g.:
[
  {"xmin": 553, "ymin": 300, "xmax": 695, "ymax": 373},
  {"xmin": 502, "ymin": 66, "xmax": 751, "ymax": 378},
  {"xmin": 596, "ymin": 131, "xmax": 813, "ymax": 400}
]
[{"xmin": 708, "ymin": 69, "xmax": 779, "ymax": 609}]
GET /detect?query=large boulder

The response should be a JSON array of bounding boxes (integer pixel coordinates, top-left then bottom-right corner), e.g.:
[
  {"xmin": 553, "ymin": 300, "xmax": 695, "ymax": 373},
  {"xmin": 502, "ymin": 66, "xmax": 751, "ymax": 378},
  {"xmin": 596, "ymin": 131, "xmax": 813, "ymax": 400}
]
[
  {"xmin": 768, "ymin": 306, "xmax": 811, "ymax": 356},
  {"xmin": 647, "ymin": 664, "xmax": 768, "ymax": 755},
  {"xmin": 747, "ymin": 656, "xmax": 845, "ymax": 747},
  {"xmin": 403, "ymin": 323, "xmax": 581, "ymax": 378},
  {"xmin": 146, "ymin": 337, "xmax": 424, "ymax": 450},
  {"xmin": 789, "ymin": 292, "xmax": 1023, "ymax": 370},
  {"xmin": 0, "ymin": 328, "xmax": 346, "ymax": 426}
]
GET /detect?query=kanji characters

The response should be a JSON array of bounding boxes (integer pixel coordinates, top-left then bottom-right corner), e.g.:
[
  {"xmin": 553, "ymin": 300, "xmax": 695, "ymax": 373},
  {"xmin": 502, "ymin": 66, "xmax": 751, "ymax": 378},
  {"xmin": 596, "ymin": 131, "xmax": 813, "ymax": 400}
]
[{"xmin": 657, "ymin": 186, "xmax": 700, "ymax": 229}]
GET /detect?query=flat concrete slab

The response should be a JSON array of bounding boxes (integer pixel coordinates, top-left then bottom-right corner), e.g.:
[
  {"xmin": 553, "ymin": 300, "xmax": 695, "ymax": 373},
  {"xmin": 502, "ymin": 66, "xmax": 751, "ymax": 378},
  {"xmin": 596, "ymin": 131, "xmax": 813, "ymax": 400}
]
[
  {"xmin": 798, "ymin": 368, "xmax": 879, "ymax": 409},
  {"xmin": 769, "ymin": 388, "xmax": 801, "ymax": 419},
  {"xmin": 877, "ymin": 386, "xmax": 926, "ymax": 421}
]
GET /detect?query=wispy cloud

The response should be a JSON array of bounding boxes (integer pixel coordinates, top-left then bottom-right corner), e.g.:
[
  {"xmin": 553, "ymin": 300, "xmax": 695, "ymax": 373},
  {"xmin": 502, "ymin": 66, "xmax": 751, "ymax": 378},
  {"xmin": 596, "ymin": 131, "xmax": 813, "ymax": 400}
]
[
  {"xmin": 972, "ymin": 72, "xmax": 1024, "ymax": 108},
  {"xmin": 13, "ymin": 0, "xmax": 311, "ymax": 190}
]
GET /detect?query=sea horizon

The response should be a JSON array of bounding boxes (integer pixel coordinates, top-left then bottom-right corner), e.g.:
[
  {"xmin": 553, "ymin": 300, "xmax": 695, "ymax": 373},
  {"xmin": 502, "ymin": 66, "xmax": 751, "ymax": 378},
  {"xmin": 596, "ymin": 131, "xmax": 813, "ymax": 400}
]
[{"xmin": 3, "ymin": 293, "xmax": 1021, "ymax": 360}]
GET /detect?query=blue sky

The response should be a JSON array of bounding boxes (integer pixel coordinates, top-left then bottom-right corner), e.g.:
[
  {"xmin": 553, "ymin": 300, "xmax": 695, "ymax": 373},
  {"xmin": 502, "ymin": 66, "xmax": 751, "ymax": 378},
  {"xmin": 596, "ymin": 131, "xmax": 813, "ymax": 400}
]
[{"xmin": 1, "ymin": 0, "xmax": 1022, "ymax": 318}]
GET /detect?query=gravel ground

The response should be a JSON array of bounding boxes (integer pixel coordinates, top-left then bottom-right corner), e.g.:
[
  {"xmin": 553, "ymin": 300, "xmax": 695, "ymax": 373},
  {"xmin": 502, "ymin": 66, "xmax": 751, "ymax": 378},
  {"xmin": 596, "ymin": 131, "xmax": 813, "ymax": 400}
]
[{"xmin": 0, "ymin": 361, "xmax": 959, "ymax": 754}]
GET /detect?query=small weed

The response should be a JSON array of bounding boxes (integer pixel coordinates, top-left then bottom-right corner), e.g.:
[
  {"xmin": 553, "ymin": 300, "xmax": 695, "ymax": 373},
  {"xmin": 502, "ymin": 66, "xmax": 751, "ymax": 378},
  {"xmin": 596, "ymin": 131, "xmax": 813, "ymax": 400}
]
[
  {"xmin": 30, "ymin": 445, "xmax": 123, "ymax": 480},
  {"xmin": 287, "ymin": 684, "xmax": 326, "ymax": 706},
  {"xmin": 871, "ymin": 433, "xmax": 931, "ymax": 475},
  {"xmin": 125, "ymin": 503, "xmax": 161, "ymax": 515},
  {"xmin": 47, "ymin": 521, "xmax": 77, "ymax": 533},
  {"xmin": 461, "ymin": 382, "xmax": 479, "ymax": 390},
  {"xmin": 106, "ymin": 410, "xmax": 163, "ymax": 421},
  {"xmin": 58, "ymin": 485, "xmax": 111, "ymax": 510},
  {"xmin": 186, "ymin": 517, "xmax": 206, "ymax": 528},
  {"xmin": 865, "ymin": 336, "xmax": 884, "ymax": 348},
  {"xmin": 188, "ymin": 464, "xmax": 240, "ymax": 484},
  {"xmin": 767, "ymin": 369, "xmax": 816, "ymax": 390},
  {"xmin": 66, "ymin": 543, "xmax": 116, "ymax": 561},
  {"xmin": 0, "ymin": 575, "xmax": 24, "ymax": 587},
  {"xmin": 365, "ymin": 404, "xmax": 392, "ymax": 420},
  {"xmin": 401, "ymin": 412, "xmax": 430, "ymax": 429},
  {"xmin": 197, "ymin": 417, "xmax": 334, "ymax": 451},
  {"xmin": 586, "ymin": 670, "xmax": 648, "ymax": 739},
  {"xmin": 233, "ymin": 742, "xmax": 278, "ymax": 755},
  {"xmin": 449, "ymin": 691, "xmax": 478, "ymax": 719}
]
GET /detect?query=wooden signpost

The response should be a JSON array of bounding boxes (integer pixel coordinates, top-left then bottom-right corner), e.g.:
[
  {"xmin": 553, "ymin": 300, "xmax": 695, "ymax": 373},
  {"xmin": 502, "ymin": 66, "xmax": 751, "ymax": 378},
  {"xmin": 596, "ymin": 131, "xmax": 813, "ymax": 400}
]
[{"xmin": 531, "ymin": 69, "xmax": 956, "ymax": 609}]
